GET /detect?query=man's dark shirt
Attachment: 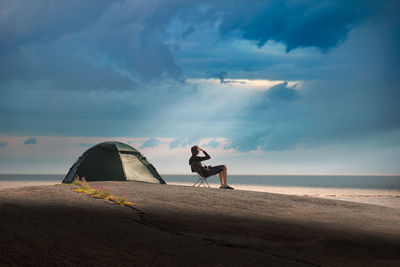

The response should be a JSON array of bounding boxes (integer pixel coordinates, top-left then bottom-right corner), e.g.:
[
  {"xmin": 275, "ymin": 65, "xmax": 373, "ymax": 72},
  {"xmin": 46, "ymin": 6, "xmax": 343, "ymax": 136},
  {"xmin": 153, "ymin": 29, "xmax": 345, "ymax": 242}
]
[{"xmin": 189, "ymin": 151, "xmax": 210, "ymax": 173}]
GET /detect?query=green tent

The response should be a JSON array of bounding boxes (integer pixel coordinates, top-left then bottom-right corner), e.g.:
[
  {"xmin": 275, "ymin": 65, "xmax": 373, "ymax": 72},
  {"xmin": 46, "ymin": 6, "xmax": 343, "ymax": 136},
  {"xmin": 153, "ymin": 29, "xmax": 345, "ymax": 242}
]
[{"xmin": 63, "ymin": 141, "xmax": 165, "ymax": 184}]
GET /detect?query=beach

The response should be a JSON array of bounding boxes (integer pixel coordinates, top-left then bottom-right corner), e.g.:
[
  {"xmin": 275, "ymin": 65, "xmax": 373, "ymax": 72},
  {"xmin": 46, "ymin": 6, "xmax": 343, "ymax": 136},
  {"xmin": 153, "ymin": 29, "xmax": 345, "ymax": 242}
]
[
  {"xmin": 1, "ymin": 181, "xmax": 399, "ymax": 266},
  {"xmin": 170, "ymin": 182, "xmax": 400, "ymax": 209},
  {"xmin": 2, "ymin": 174, "xmax": 400, "ymax": 209},
  {"xmin": 0, "ymin": 181, "xmax": 58, "ymax": 191}
]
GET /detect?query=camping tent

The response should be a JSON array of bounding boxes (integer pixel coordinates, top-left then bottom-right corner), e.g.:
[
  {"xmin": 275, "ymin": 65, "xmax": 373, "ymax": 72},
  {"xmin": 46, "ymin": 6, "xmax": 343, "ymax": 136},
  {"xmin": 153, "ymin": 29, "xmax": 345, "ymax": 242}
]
[{"xmin": 62, "ymin": 141, "xmax": 165, "ymax": 184}]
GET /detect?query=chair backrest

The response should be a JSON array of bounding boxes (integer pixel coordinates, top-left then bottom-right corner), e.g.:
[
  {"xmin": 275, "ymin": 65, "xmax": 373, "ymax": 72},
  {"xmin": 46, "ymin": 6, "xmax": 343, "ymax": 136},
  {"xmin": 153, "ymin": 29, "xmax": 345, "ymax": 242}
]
[{"xmin": 190, "ymin": 161, "xmax": 207, "ymax": 178}]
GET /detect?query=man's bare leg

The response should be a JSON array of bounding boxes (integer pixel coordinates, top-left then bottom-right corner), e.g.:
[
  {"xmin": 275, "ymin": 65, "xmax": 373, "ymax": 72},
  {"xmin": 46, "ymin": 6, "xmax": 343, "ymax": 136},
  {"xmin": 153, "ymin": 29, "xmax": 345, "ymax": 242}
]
[
  {"xmin": 219, "ymin": 172, "xmax": 226, "ymax": 187},
  {"xmin": 223, "ymin": 165, "xmax": 228, "ymax": 186}
]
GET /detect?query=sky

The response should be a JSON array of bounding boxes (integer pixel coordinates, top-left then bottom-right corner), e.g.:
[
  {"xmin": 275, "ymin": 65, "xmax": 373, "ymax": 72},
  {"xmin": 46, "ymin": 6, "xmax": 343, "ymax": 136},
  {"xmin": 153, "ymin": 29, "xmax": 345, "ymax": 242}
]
[{"xmin": 0, "ymin": 0, "xmax": 399, "ymax": 175}]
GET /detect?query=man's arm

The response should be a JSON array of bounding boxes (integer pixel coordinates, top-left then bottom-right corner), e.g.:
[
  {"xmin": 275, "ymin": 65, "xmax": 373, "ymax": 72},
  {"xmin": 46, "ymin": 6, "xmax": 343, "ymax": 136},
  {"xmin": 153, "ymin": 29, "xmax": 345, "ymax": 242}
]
[
  {"xmin": 202, "ymin": 151, "xmax": 211, "ymax": 160},
  {"xmin": 198, "ymin": 148, "xmax": 211, "ymax": 161}
]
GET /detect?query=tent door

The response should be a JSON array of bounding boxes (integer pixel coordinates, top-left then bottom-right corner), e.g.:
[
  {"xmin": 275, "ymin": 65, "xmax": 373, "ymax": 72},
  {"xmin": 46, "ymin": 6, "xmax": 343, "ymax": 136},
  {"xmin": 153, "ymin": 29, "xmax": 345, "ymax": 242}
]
[{"xmin": 119, "ymin": 153, "xmax": 159, "ymax": 183}]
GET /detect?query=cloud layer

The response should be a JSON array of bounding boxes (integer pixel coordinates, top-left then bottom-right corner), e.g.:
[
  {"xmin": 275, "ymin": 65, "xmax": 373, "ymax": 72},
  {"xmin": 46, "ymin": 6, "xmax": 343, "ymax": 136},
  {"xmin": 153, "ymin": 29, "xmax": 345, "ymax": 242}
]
[
  {"xmin": 218, "ymin": 0, "xmax": 382, "ymax": 51},
  {"xmin": 23, "ymin": 138, "xmax": 37, "ymax": 145},
  {"xmin": 0, "ymin": 0, "xmax": 399, "ymax": 173}
]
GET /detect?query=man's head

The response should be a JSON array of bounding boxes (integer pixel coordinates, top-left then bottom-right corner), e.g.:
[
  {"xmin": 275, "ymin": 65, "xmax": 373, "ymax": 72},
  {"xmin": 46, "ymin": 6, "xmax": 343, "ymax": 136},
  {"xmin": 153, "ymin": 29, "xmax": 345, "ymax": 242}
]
[{"xmin": 191, "ymin": 145, "xmax": 200, "ymax": 156}]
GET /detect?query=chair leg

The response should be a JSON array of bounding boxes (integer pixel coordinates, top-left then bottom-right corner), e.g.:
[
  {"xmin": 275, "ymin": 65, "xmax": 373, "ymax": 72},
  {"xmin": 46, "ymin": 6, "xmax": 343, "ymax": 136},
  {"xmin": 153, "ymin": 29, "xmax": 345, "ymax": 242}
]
[
  {"xmin": 199, "ymin": 178, "xmax": 210, "ymax": 188},
  {"xmin": 199, "ymin": 179, "xmax": 205, "ymax": 187},
  {"xmin": 193, "ymin": 176, "xmax": 210, "ymax": 188},
  {"xmin": 193, "ymin": 178, "xmax": 200, "ymax": 187}
]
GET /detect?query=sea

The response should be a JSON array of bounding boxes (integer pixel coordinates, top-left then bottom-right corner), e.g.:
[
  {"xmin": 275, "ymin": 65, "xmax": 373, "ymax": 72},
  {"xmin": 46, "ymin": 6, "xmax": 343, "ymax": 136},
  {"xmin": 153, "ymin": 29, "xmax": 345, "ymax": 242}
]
[{"xmin": 1, "ymin": 174, "xmax": 399, "ymax": 209}]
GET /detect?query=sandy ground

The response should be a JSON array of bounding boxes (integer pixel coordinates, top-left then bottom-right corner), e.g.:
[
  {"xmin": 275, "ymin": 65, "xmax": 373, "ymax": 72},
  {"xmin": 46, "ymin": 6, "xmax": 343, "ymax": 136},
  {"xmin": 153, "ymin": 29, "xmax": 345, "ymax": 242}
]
[
  {"xmin": 170, "ymin": 182, "xmax": 400, "ymax": 209},
  {"xmin": 0, "ymin": 181, "xmax": 58, "ymax": 191},
  {"xmin": 3, "ymin": 180, "xmax": 400, "ymax": 209},
  {"xmin": 1, "ymin": 182, "xmax": 399, "ymax": 266}
]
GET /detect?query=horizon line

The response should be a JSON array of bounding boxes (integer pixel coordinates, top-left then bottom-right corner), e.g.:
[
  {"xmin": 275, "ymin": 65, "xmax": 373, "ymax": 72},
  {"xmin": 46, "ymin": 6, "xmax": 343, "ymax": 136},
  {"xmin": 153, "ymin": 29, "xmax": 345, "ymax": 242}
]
[{"xmin": 1, "ymin": 173, "xmax": 400, "ymax": 176}]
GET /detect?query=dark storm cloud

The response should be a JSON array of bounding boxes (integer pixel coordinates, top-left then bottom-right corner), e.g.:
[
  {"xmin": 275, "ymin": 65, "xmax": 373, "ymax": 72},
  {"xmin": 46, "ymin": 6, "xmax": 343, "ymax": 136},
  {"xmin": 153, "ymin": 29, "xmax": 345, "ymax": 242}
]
[
  {"xmin": 0, "ymin": 0, "xmax": 384, "ymax": 94},
  {"xmin": 23, "ymin": 138, "xmax": 37, "ymax": 145},
  {"xmin": 0, "ymin": 41, "xmax": 135, "ymax": 91},
  {"xmin": 0, "ymin": 0, "xmax": 118, "ymax": 53},
  {"xmin": 265, "ymin": 82, "xmax": 299, "ymax": 102},
  {"xmin": 218, "ymin": 0, "xmax": 382, "ymax": 52},
  {"xmin": 0, "ymin": 0, "xmax": 183, "ymax": 92},
  {"xmin": 214, "ymin": 71, "xmax": 228, "ymax": 83}
]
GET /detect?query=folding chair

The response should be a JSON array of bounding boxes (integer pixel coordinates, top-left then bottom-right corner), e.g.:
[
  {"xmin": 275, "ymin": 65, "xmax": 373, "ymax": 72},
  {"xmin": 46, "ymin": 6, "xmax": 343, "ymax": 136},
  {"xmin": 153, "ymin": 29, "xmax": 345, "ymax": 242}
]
[
  {"xmin": 192, "ymin": 172, "xmax": 210, "ymax": 188},
  {"xmin": 190, "ymin": 161, "xmax": 210, "ymax": 188}
]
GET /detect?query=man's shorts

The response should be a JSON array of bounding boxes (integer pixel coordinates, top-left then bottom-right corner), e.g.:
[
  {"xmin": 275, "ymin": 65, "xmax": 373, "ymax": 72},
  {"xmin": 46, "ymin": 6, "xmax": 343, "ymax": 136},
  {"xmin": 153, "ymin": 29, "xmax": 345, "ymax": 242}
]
[{"xmin": 205, "ymin": 165, "xmax": 225, "ymax": 177}]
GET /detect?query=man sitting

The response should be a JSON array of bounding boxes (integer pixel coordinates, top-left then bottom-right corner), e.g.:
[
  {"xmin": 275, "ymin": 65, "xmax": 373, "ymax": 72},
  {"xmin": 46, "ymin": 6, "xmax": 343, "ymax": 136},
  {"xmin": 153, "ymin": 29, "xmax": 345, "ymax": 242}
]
[{"xmin": 189, "ymin": 145, "xmax": 233, "ymax": 189}]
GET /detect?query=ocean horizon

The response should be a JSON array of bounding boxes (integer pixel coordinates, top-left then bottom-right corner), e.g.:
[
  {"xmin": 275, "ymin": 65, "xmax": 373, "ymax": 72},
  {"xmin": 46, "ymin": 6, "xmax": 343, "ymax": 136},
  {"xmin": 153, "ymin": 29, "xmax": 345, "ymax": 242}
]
[{"xmin": 1, "ymin": 173, "xmax": 400, "ymax": 189}]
